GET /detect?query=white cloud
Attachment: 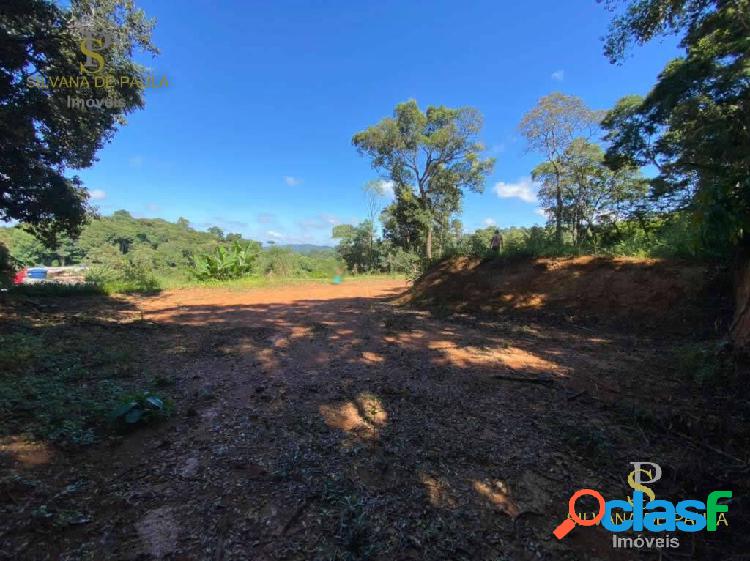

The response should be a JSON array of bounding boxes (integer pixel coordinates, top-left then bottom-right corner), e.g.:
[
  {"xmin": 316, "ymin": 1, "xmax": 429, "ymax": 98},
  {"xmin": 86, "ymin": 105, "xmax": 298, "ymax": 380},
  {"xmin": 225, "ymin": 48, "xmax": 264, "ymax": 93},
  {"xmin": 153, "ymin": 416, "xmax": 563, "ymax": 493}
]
[
  {"xmin": 89, "ymin": 189, "xmax": 107, "ymax": 200},
  {"xmin": 483, "ymin": 218, "xmax": 496, "ymax": 227},
  {"xmin": 376, "ymin": 179, "xmax": 395, "ymax": 198},
  {"xmin": 283, "ymin": 176, "xmax": 302, "ymax": 186},
  {"xmin": 266, "ymin": 230, "xmax": 284, "ymax": 239},
  {"xmin": 493, "ymin": 177, "xmax": 538, "ymax": 203},
  {"xmin": 551, "ymin": 69, "xmax": 565, "ymax": 82},
  {"xmin": 145, "ymin": 203, "xmax": 161, "ymax": 212}
]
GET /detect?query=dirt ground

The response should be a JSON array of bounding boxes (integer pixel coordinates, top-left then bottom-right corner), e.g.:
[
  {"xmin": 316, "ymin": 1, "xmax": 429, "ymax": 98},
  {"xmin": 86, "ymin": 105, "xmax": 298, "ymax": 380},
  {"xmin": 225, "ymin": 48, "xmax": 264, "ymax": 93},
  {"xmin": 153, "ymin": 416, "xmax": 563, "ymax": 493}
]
[{"xmin": 1, "ymin": 277, "xmax": 747, "ymax": 560}]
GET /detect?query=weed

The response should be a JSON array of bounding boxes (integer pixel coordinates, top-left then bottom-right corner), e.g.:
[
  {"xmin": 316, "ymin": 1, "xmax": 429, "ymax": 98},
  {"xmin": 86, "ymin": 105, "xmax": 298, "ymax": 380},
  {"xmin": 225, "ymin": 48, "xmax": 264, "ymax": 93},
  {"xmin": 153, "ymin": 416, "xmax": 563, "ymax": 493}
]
[
  {"xmin": 335, "ymin": 496, "xmax": 376, "ymax": 561},
  {"xmin": 676, "ymin": 343, "xmax": 726, "ymax": 385},
  {"xmin": 0, "ymin": 327, "xmax": 166, "ymax": 445},
  {"xmin": 111, "ymin": 391, "xmax": 171, "ymax": 429}
]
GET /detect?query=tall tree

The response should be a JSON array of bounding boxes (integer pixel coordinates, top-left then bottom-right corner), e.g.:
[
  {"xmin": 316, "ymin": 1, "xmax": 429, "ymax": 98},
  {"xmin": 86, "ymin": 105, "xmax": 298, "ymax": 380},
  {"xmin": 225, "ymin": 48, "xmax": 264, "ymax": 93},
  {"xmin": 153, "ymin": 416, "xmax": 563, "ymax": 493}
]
[
  {"xmin": 352, "ymin": 100, "xmax": 494, "ymax": 260},
  {"xmin": 0, "ymin": 0, "xmax": 158, "ymax": 244},
  {"xmin": 332, "ymin": 222, "xmax": 373, "ymax": 273},
  {"xmin": 533, "ymin": 138, "xmax": 646, "ymax": 245},
  {"xmin": 519, "ymin": 93, "xmax": 601, "ymax": 244},
  {"xmin": 362, "ymin": 179, "xmax": 388, "ymax": 271},
  {"xmin": 600, "ymin": 0, "xmax": 750, "ymax": 252},
  {"xmin": 380, "ymin": 184, "xmax": 425, "ymax": 255}
]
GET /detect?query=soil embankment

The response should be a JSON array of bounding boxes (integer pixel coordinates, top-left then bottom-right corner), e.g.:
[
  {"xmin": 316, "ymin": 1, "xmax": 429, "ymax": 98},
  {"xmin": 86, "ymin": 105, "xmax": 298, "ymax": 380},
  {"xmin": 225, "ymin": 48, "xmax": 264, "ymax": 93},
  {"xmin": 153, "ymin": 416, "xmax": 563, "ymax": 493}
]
[{"xmin": 404, "ymin": 255, "xmax": 728, "ymax": 335}]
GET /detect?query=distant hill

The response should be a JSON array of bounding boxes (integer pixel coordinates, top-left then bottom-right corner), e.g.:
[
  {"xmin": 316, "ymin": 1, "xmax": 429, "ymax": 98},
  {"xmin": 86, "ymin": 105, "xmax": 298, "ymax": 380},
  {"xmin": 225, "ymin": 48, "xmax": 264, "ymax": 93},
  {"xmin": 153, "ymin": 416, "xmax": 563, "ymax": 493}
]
[
  {"xmin": 0, "ymin": 213, "xmax": 339, "ymax": 273},
  {"xmin": 272, "ymin": 243, "xmax": 334, "ymax": 255}
]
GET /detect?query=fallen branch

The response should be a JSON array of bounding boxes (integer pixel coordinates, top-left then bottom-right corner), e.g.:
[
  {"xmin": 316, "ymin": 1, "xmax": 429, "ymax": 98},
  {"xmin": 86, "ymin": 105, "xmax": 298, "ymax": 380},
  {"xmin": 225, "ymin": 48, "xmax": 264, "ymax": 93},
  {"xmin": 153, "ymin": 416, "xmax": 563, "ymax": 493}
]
[
  {"xmin": 280, "ymin": 495, "xmax": 313, "ymax": 536},
  {"xmin": 566, "ymin": 389, "xmax": 587, "ymax": 401},
  {"xmin": 658, "ymin": 423, "xmax": 746, "ymax": 466},
  {"xmin": 492, "ymin": 374, "xmax": 554, "ymax": 386}
]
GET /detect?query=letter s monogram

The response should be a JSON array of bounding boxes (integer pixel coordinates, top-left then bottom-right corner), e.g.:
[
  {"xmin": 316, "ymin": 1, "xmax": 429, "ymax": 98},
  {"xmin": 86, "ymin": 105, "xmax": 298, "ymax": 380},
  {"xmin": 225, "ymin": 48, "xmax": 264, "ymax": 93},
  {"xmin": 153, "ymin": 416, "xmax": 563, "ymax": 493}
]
[{"xmin": 80, "ymin": 38, "xmax": 106, "ymax": 74}]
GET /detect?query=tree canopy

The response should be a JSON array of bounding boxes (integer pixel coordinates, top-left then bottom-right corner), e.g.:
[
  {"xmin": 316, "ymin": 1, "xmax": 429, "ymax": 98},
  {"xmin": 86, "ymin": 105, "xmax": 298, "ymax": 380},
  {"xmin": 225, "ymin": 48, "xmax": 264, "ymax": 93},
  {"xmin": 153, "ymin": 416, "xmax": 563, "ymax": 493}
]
[
  {"xmin": 601, "ymin": 0, "xmax": 750, "ymax": 252},
  {"xmin": 0, "ymin": 0, "xmax": 157, "ymax": 243},
  {"xmin": 352, "ymin": 100, "xmax": 494, "ymax": 259},
  {"xmin": 519, "ymin": 93, "xmax": 602, "ymax": 242}
]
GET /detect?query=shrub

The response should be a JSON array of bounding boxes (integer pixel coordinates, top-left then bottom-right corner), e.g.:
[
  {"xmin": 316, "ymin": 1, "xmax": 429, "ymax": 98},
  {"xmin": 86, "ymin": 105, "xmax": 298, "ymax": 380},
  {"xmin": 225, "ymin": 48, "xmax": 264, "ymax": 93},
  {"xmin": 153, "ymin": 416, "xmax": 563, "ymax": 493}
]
[
  {"xmin": 258, "ymin": 246, "xmax": 300, "ymax": 277},
  {"xmin": 193, "ymin": 240, "xmax": 260, "ymax": 280},
  {"xmin": 86, "ymin": 259, "xmax": 160, "ymax": 293}
]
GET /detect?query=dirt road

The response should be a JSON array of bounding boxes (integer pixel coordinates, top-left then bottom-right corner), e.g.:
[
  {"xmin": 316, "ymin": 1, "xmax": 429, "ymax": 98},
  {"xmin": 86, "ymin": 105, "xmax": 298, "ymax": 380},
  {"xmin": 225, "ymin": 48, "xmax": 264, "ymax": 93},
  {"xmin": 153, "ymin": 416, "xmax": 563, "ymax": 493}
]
[{"xmin": 0, "ymin": 278, "xmax": 739, "ymax": 560}]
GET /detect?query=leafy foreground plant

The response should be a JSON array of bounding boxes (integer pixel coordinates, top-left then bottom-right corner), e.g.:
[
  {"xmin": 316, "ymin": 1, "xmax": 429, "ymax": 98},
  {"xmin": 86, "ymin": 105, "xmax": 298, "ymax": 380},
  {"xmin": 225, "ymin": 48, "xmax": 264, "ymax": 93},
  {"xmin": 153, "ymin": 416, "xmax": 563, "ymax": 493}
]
[
  {"xmin": 111, "ymin": 391, "xmax": 172, "ymax": 430},
  {"xmin": 193, "ymin": 240, "xmax": 261, "ymax": 280}
]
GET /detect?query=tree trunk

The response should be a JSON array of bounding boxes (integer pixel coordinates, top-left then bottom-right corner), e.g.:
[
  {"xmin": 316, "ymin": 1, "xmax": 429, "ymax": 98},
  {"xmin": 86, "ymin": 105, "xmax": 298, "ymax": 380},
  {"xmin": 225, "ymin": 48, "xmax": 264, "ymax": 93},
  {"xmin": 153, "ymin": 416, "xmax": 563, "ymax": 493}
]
[
  {"xmin": 731, "ymin": 236, "xmax": 750, "ymax": 349},
  {"xmin": 555, "ymin": 177, "xmax": 563, "ymax": 244},
  {"xmin": 426, "ymin": 226, "xmax": 433, "ymax": 260}
]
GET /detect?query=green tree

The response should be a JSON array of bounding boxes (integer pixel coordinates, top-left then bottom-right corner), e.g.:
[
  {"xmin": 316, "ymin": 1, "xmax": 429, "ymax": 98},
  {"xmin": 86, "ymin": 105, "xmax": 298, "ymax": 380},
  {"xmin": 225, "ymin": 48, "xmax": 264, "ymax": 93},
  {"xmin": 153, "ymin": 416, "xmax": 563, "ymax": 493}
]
[
  {"xmin": 332, "ymin": 222, "xmax": 374, "ymax": 273},
  {"xmin": 363, "ymin": 180, "xmax": 388, "ymax": 270},
  {"xmin": 0, "ymin": 0, "xmax": 158, "ymax": 243},
  {"xmin": 380, "ymin": 185, "xmax": 427, "ymax": 255},
  {"xmin": 194, "ymin": 240, "xmax": 261, "ymax": 280},
  {"xmin": 519, "ymin": 93, "xmax": 601, "ymax": 244},
  {"xmin": 207, "ymin": 226, "xmax": 225, "ymax": 240},
  {"xmin": 0, "ymin": 227, "xmax": 47, "ymax": 266},
  {"xmin": 352, "ymin": 100, "xmax": 494, "ymax": 260},
  {"xmin": 600, "ymin": 0, "xmax": 750, "ymax": 252},
  {"xmin": 533, "ymin": 139, "xmax": 646, "ymax": 245}
]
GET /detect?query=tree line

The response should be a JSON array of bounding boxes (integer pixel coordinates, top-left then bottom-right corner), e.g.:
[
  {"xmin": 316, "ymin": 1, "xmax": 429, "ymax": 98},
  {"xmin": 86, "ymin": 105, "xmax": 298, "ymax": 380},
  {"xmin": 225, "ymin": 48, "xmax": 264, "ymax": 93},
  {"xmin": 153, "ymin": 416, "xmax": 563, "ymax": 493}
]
[
  {"xmin": 333, "ymin": 0, "xmax": 747, "ymax": 269},
  {"xmin": 1, "ymin": 0, "xmax": 747, "ymax": 282},
  {"xmin": 0, "ymin": 211, "xmax": 354, "ymax": 290}
]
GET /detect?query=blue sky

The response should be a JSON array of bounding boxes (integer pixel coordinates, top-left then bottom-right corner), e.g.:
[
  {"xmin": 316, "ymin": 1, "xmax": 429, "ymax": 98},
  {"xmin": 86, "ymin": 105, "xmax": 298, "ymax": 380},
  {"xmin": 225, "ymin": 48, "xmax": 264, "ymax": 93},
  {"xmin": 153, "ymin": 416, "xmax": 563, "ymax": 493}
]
[{"xmin": 78, "ymin": 0, "xmax": 680, "ymax": 245}]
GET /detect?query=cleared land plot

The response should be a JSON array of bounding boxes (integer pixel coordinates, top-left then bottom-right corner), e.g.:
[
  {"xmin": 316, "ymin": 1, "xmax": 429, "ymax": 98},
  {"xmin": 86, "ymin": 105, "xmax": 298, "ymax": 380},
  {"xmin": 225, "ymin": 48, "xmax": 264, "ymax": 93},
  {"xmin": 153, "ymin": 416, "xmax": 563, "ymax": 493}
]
[{"xmin": 0, "ymin": 274, "xmax": 746, "ymax": 560}]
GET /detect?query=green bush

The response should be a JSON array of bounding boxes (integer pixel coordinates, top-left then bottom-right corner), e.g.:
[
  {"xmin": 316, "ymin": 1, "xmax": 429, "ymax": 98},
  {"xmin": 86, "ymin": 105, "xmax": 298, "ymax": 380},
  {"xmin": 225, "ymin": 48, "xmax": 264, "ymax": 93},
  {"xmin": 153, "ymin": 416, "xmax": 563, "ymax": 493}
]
[
  {"xmin": 258, "ymin": 246, "xmax": 300, "ymax": 277},
  {"xmin": 86, "ymin": 259, "xmax": 160, "ymax": 293},
  {"xmin": 193, "ymin": 240, "xmax": 261, "ymax": 280}
]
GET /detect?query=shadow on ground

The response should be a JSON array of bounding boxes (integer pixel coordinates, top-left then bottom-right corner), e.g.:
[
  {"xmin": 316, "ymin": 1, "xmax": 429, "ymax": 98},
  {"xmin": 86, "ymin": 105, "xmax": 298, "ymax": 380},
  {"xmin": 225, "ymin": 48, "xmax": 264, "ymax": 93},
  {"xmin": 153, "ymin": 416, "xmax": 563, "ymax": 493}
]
[{"xmin": 0, "ymin": 283, "xmax": 747, "ymax": 561}]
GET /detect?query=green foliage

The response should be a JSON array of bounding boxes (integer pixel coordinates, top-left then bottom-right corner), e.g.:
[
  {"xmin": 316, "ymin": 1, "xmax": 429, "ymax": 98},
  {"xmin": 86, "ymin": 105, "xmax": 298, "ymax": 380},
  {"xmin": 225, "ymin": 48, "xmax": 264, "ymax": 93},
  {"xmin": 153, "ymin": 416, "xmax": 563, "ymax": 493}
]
[
  {"xmin": 333, "ymin": 222, "xmax": 375, "ymax": 273},
  {"xmin": 333, "ymin": 220, "xmax": 420, "ymax": 274},
  {"xmin": 519, "ymin": 93, "xmax": 602, "ymax": 243},
  {"xmin": 353, "ymin": 99, "xmax": 494, "ymax": 259},
  {"xmin": 0, "ymin": 227, "xmax": 48, "ymax": 266},
  {"xmin": 0, "ymin": 331, "xmax": 139, "ymax": 446},
  {"xmin": 0, "ymin": 0, "xmax": 158, "ymax": 243},
  {"xmin": 601, "ymin": 0, "xmax": 750, "ymax": 253},
  {"xmin": 0, "ymin": 212, "xmax": 365, "ymax": 290},
  {"xmin": 532, "ymin": 138, "xmax": 647, "ymax": 246},
  {"xmin": 447, "ymin": 213, "xmax": 719, "ymax": 262},
  {"xmin": 111, "ymin": 391, "xmax": 171, "ymax": 429},
  {"xmin": 86, "ymin": 259, "xmax": 160, "ymax": 294},
  {"xmin": 193, "ymin": 240, "xmax": 261, "ymax": 280}
]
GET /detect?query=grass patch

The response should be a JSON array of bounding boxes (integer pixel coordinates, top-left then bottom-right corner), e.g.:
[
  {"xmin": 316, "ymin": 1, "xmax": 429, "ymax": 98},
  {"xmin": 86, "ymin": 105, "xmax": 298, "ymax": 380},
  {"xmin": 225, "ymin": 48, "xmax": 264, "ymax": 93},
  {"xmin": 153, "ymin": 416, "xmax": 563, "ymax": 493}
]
[
  {"xmin": 0, "ymin": 326, "xmax": 167, "ymax": 446},
  {"xmin": 674, "ymin": 342, "xmax": 731, "ymax": 385},
  {"xmin": 155, "ymin": 272, "xmax": 405, "ymax": 291}
]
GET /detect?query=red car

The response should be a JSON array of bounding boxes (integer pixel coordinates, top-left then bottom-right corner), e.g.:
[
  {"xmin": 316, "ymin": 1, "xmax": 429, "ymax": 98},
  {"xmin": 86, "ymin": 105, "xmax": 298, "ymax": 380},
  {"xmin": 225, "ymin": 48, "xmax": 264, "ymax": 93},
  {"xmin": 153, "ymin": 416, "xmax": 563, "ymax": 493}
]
[{"xmin": 12, "ymin": 268, "xmax": 27, "ymax": 285}]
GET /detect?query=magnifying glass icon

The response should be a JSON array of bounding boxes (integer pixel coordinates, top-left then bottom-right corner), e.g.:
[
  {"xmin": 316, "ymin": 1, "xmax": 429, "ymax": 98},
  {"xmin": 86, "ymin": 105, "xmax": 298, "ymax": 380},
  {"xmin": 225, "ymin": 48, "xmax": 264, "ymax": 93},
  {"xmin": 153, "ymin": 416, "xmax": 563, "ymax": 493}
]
[{"xmin": 553, "ymin": 489, "xmax": 606, "ymax": 539}]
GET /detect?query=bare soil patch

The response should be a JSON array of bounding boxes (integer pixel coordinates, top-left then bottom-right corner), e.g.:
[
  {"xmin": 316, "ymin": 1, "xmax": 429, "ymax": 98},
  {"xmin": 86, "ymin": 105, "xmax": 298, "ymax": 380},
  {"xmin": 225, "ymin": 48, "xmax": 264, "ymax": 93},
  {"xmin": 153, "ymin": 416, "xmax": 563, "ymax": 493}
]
[{"xmin": 1, "ymin": 276, "xmax": 747, "ymax": 560}]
